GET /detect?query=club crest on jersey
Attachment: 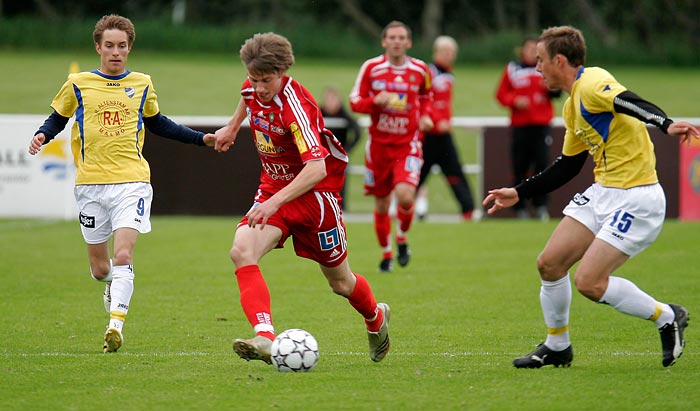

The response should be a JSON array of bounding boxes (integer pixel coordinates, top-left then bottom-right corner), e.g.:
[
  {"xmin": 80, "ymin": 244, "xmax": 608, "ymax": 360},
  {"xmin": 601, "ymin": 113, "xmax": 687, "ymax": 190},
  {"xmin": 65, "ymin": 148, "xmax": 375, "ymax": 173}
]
[
  {"xmin": 290, "ymin": 122, "xmax": 308, "ymax": 154},
  {"xmin": 96, "ymin": 100, "xmax": 130, "ymax": 137},
  {"xmin": 124, "ymin": 87, "xmax": 135, "ymax": 98}
]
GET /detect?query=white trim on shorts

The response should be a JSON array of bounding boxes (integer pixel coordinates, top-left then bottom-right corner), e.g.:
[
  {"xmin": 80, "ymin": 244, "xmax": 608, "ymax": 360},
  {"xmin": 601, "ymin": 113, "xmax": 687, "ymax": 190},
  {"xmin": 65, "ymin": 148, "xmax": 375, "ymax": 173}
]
[
  {"xmin": 562, "ymin": 182, "xmax": 666, "ymax": 257},
  {"xmin": 74, "ymin": 182, "xmax": 153, "ymax": 244}
]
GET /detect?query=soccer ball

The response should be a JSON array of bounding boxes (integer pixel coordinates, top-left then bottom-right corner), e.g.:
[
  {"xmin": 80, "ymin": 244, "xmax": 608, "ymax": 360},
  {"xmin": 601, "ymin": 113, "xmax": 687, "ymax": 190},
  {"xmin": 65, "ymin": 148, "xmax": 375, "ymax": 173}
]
[{"xmin": 270, "ymin": 328, "xmax": 319, "ymax": 372}]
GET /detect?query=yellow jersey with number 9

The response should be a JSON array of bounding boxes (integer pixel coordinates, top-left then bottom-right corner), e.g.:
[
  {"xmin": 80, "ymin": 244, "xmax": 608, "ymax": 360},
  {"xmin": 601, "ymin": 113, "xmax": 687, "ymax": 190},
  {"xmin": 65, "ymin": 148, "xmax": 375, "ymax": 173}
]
[
  {"xmin": 561, "ymin": 67, "xmax": 658, "ymax": 188},
  {"xmin": 50, "ymin": 70, "xmax": 160, "ymax": 185}
]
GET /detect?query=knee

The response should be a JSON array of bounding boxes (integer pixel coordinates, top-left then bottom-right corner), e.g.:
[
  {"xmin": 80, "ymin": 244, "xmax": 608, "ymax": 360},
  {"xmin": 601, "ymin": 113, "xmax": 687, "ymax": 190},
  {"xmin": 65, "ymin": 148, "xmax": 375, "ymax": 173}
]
[
  {"xmin": 536, "ymin": 253, "xmax": 561, "ymax": 281},
  {"xmin": 573, "ymin": 274, "xmax": 606, "ymax": 301},
  {"xmin": 230, "ymin": 243, "xmax": 250, "ymax": 267},
  {"xmin": 112, "ymin": 249, "xmax": 133, "ymax": 266},
  {"xmin": 328, "ymin": 278, "xmax": 353, "ymax": 297},
  {"xmin": 90, "ymin": 261, "xmax": 111, "ymax": 280},
  {"xmin": 395, "ymin": 189, "xmax": 415, "ymax": 206}
]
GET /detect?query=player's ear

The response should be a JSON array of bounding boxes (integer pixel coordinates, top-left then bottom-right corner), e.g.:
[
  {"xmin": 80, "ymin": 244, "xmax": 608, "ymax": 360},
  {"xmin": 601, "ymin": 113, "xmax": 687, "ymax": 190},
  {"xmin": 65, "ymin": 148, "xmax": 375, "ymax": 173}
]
[{"xmin": 95, "ymin": 42, "xmax": 101, "ymax": 54}]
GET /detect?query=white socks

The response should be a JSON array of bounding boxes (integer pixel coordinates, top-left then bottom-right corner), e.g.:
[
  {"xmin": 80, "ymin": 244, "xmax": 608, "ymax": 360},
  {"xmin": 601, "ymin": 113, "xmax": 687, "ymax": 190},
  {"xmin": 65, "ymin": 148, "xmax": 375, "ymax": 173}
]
[
  {"xmin": 599, "ymin": 276, "xmax": 674, "ymax": 328},
  {"xmin": 541, "ymin": 274, "xmax": 572, "ymax": 351},
  {"xmin": 109, "ymin": 264, "xmax": 135, "ymax": 331}
]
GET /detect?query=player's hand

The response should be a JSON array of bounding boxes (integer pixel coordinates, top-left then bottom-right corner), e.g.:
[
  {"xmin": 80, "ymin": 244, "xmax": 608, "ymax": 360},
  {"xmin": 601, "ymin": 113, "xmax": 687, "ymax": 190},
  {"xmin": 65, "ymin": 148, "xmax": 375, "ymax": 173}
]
[
  {"xmin": 246, "ymin": 198, "xmax": 281, "ymax": 230},
  {"xmin": 514, "ymin": 96, "xmax": 530, "ymax": 110},
  {"xmin": 436, "ymin": 119, "xmax": 451, "ymax": 133},
  {"xmin": 373, "ymin": 91, "xmax": 391, "ymax": 106},
  {"xmin": 202, "ymin": 133, "xmax": 216, "ymax": 147},
  {"xmin": 419, "ymin": 115, "xmax": 434, "ymax": 132},
  {"xmin": 667, "ymin": 121, "xmax": 700, "ymax": 144},
  {"xmin": 482, "ymin": 187, "xmax": 519, "ymax": 215},
  {"xmin": 28, "ymin": 133, "xmax": 46, "ymax": 155},
  {"xmin": 214, "ymin": 126, "xmax": 237, "ymax": 152}
]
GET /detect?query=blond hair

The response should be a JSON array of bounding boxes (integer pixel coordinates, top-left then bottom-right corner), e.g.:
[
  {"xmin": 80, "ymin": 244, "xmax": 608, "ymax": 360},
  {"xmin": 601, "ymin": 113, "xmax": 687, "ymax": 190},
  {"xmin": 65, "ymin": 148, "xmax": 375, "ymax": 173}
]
[{"xmin": 433, "ymin": 35, "xmax": 458, "ymax": 52}]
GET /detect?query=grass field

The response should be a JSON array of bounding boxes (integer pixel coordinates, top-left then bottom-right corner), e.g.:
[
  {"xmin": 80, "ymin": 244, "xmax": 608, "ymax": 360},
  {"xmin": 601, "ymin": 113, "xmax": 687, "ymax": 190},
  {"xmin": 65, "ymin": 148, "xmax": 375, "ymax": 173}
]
[
  {"xmin": 2, "ymin": 50, "xmax": 700, "ymax": 117},
  {"xmin": 1, "ymin": 217, "xmax": 698, "ymax": 410}
]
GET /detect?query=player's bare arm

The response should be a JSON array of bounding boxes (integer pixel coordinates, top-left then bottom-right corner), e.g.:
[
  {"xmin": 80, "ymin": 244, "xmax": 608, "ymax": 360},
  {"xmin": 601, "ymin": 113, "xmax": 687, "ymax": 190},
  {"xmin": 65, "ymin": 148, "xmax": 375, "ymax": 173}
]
[
  {"xmin": 28, "ymin": 133, "xmax": 46, "ymax": 155},
  {"xmin": 215, "ymin": 98, "xmax": 247, "ymax": 152},
  {"xmin": 482, "ymin": 187, "xmax": 519, "ymax": 215}
]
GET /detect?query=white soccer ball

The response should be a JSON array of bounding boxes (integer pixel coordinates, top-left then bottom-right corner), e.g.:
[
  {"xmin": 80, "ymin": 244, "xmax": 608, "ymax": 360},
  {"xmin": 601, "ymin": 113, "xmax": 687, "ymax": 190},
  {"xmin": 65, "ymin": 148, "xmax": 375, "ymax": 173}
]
[{"xmin": 270, "ymin": 328, "xmax": 319, "ymax": 372}]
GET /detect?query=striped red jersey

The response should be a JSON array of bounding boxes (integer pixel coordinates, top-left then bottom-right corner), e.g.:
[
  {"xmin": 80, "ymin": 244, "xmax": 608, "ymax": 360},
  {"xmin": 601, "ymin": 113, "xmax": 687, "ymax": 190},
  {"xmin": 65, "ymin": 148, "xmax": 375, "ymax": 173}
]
[
  {"xmin": 349, "ymin": 54, "xmax": 432, "ymax": 146},
  {"xmin": 427, "ymin": 63, "xmax": 453, "ymax": 133},
  {"xmin": 241, "ymin": 76, "xmax": 348, "ymax": 194}
]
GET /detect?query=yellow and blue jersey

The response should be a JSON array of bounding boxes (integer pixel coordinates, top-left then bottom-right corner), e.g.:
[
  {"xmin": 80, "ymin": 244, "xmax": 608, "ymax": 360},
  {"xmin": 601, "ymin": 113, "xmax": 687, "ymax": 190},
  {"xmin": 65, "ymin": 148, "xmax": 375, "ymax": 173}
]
[
  {"xmin": 562, "ymin": 67, "xmax": 657, "ymax": 188},
  {"xmin": 50, "ymin": 70, "xmax": 160, "ymax": 185}
]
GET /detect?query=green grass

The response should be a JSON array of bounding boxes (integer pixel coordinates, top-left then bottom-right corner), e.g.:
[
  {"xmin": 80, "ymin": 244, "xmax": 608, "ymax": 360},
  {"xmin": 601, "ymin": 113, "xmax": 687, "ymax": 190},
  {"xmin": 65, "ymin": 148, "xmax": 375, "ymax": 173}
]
[
  {"xmin": 1, "ymin": 217, "xmax": 698, "ymax": 410},
  {"xmin": 2, "ymin": 50, "xmax": 700, "ymax": 117}
]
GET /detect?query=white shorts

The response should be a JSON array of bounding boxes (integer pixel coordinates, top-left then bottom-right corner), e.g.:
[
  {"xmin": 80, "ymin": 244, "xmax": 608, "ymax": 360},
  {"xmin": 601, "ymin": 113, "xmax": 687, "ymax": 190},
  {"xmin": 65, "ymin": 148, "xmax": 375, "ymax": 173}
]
[
  {"xmin": 563, "ymin": 182, "xmax": 665, "ymax": 257},
  {"xmin": 74, "ymin": 182, "xmax": 153, "ymax": 244}
]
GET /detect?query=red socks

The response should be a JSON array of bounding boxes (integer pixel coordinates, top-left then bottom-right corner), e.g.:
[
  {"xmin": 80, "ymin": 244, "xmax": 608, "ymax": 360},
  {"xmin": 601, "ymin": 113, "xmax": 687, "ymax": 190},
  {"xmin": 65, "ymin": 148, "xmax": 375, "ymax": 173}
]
[
  {"xmin": 348, "ymin": 273, "xmax": 383, "ymax": 332},
  {"xmin": 397, "ymin": 202, "xmax": 414, "ymax": 234},
  {"xmin": 235, "ymin": 264, "xmax": 274, "ymax": 340},
  {"xmin": 374, "ymin": 211, "xmax": 391, "ymax": 249}
]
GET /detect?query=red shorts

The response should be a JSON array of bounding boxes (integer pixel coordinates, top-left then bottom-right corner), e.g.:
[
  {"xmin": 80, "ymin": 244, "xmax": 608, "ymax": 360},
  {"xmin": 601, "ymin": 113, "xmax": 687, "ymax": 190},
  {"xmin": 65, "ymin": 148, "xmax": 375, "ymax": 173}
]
[
  {"xmin": 239, "ymin": 191, "xmax": 348, "ymax": 267},
  {"xmin": 364, "ymin": 139, "xmax": 423, "ymax": 198}
]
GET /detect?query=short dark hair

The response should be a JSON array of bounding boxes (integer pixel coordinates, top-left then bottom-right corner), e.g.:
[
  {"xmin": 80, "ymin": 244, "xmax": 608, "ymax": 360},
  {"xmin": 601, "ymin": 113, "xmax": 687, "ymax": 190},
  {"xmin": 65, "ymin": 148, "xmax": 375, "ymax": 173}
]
[{"xmin": 381, "ymin": 21, "xmax": 411, "ymax": 40}]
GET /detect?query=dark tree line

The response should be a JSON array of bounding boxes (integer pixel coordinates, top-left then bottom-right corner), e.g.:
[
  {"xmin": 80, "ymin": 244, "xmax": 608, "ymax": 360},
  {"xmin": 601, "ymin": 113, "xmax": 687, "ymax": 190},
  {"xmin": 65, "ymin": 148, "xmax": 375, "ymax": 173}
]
[{"xmin": 4, "ymin": 0, "xmax": 699, "ymax": 53}]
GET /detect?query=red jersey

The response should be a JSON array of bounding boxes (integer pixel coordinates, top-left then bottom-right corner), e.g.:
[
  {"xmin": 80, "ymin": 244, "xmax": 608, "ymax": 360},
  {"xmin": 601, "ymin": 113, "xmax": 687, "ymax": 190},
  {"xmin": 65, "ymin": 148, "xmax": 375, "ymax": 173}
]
[
  {"xmin": 349, "ymin": 54, "xmax": 432, "ymax": 146},
  {"xmin": 495, "ymin": 61, "xmax": 555, "ymax": 127},
  {"xmin": 427, "ymin": 63, "xmax": 453, "ymax": 133},
  {"xmin": 242, "ymin": 76, "xmax": 348, "ymax": 194}
]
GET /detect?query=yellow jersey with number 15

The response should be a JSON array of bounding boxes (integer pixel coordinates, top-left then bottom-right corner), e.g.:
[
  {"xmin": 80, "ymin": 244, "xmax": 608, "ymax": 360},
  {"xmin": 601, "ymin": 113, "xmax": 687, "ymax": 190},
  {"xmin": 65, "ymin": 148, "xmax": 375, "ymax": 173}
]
[
  {"xmin": 561, "ymin": 66, "xmax": 658, "ymax": 189},
  {"xmin": 50, "ymin": 70, "xmax": 160, "ymax": 185}
]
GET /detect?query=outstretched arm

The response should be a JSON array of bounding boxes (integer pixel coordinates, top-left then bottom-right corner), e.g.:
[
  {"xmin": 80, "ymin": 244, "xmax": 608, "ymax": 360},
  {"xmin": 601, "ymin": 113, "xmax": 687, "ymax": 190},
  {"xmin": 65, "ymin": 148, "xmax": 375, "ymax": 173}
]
[
  {"xmin": 215, "ymin": 97, "xmax": 247, "ymax": 152},
  {"xmin": 143, "ymin": 113, "xmax": 213, "ymax": 146},
  {"xmin": 482, "ymin": 151, "xmax": 588, "ymax": 215}
]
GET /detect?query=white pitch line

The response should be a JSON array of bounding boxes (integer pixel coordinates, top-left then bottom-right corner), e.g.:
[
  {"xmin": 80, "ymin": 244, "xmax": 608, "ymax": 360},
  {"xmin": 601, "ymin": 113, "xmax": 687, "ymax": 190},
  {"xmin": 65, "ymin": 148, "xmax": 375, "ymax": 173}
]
[{"xmin": 2, "ymin": 350, "xmax": 657, "ymax": 358}]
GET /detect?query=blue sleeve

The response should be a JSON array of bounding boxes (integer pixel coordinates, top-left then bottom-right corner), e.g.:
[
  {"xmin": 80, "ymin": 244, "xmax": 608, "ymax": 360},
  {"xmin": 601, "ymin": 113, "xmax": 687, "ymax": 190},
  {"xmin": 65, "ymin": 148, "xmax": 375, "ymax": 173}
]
[
  {"xmin": 36, "ymin": 111, "xmax": 70, "ymax": 144},
  {"xmin": 143, "ymin": 113, "xmax": 206, "ymax": 146}
]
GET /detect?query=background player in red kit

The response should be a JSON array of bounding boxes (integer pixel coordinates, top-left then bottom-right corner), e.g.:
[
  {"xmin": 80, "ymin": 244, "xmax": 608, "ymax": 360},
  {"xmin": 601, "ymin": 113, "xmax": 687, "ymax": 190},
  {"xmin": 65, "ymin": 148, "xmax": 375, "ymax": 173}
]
[
  {"xmin": 496, "ymin": 37, "xmax": 560, "ymax": 220},
  {"xmin": 416, "ymin": 35, "xmax": 475, "ymax": 221},
  {"xmin": 214, "ymin": 32, "xmax": 390, "ymax": 364},
  {"xmin": 350, "ymin": 21, "xmax": 433, "ymax": 273}
]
